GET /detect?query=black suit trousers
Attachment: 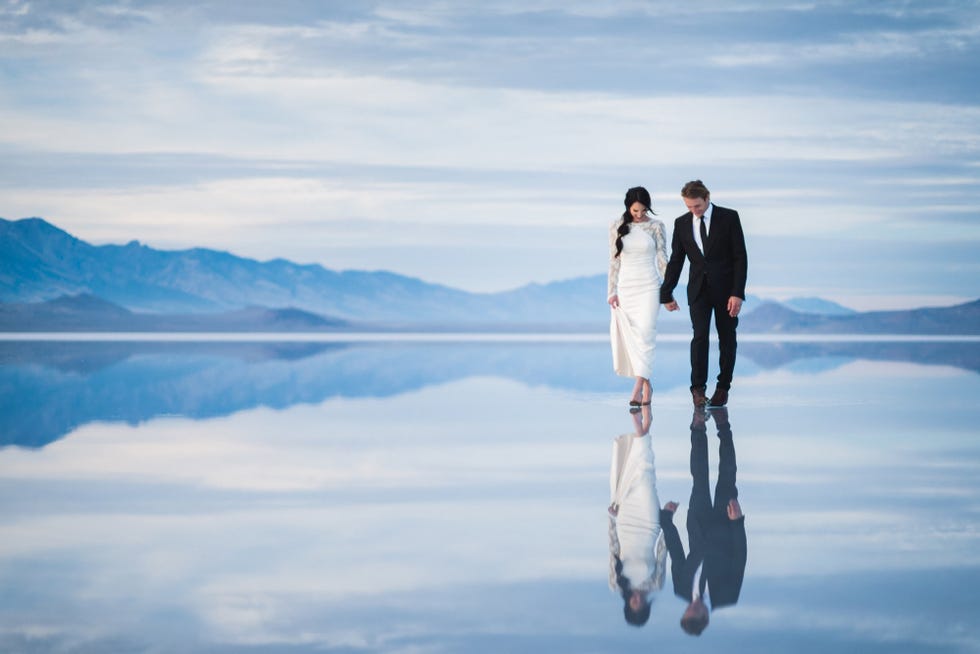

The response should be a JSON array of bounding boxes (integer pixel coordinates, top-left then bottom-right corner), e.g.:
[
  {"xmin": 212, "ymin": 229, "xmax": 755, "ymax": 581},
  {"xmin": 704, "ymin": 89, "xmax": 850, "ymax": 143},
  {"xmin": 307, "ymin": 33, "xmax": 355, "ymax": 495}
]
[{"xmin": 689, "ymin": 283, "xmax": 738, "ymax": 390}]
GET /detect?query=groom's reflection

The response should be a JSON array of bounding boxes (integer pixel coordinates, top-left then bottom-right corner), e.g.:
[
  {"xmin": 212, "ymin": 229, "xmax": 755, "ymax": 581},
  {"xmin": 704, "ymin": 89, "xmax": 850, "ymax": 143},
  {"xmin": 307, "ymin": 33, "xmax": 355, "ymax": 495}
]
[
  {"xmin": 607, "ymin": 405, "xmax": 668, "ymax": 627},
  {"xmin": 661, "ymin": 408, "xmax": 746, "ymax": 636}
]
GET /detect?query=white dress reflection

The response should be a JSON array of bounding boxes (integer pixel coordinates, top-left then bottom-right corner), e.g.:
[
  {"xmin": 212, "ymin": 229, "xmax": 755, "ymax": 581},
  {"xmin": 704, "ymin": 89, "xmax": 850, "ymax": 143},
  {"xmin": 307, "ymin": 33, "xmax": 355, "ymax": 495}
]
[{"xmin": 607, "ymin": 405, "xmax": 667, "ymax": 627}]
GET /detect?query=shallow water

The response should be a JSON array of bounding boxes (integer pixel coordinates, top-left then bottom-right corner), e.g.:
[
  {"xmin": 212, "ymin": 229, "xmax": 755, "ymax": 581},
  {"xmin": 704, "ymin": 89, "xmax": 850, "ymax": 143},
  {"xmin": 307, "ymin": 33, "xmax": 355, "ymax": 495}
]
[{"xmin": 1, "ymin": 338, "xmax": 978, "ymax": 653}]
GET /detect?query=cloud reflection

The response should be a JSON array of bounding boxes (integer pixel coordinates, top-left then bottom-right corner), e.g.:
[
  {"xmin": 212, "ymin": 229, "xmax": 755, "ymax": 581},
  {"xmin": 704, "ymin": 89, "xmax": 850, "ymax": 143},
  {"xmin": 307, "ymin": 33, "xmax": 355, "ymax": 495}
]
[{"xmin": 0, "ymin": 343, "xmax": 978, "ymax": 651}]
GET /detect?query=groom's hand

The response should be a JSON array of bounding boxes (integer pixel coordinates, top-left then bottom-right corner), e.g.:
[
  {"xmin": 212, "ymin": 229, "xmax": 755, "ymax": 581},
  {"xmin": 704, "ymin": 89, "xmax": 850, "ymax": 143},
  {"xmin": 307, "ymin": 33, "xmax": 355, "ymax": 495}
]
[
  {"xmin": 727, "ymin": 296, "xmax": 743, "ymax": 317},
  {"xmin": 664, "ymin": 301, "xmax": 679, "ymax": 311}
]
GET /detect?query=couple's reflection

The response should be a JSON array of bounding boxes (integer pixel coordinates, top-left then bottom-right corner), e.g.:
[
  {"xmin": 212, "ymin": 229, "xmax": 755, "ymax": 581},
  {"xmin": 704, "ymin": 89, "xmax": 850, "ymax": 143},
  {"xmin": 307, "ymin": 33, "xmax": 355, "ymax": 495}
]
[{"xmin": 607, "ymin": 407, "xmax": 746, "ymax": 632}]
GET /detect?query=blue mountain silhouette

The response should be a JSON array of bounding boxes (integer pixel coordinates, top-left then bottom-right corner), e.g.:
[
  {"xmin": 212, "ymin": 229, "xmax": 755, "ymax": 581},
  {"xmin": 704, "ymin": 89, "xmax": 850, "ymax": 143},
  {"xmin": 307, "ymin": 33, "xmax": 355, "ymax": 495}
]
[
  {"xmin": 2, "ymin": 216, "xmax": 978, "ymax": 332},
  {"xmin": 0, "ymin": 216, "xmax": 614, "ymax": 324}
]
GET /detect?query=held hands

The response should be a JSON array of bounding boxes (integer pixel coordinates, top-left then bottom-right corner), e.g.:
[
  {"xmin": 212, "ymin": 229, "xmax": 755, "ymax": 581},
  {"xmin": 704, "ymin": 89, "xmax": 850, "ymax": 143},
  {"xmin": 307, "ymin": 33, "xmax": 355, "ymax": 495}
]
[
  {"xmin": 664, "ymin": 298, "xmax": 740, "ymax": 315},
  {"xmin": 663, "ymin": 500, "xmax": 739, "ymax": 517},
  {"xmin": 608, "ymin": 294, "xmax": 620, "ymax": 309}
]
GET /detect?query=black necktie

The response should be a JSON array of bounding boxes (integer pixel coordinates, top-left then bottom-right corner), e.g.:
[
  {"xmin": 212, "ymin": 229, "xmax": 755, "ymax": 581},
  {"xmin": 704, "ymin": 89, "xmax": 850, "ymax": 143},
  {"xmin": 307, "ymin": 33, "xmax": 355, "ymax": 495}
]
[{"xmin": 699, "ymin": 216, "xmax": 708, "ymax": 251}]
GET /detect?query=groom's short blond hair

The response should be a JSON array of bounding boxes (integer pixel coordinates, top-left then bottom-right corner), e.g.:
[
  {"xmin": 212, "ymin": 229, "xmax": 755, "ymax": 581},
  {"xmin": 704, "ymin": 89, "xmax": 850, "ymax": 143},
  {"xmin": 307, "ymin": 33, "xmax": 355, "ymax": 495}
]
[{"xmin": 681, "ymin": 180, "xmax": 710, "ymax": 200}]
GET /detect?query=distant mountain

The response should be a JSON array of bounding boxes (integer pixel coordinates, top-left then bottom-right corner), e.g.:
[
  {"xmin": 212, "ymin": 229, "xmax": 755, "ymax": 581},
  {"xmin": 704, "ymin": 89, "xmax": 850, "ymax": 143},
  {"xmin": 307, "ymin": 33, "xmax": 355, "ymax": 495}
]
[
  {"xmin": 740, "ymin": 300, "xmax": 980, "ymax": 335},
  {"xmin": 0, "ymin": 217, "xmax": 480, "ymax": 320},
  {"xmin": 0, "ymin": 216, "xmax": 665, "ymax": 326},
  {"xmin": 1, "ymin": 217, "xmax": 978, "ymax": 333},
  {"xmin": 4, "ymin": 292, "xmax": 978, "ymax": 335},
  {"xmin": 0, "ymin": 293, "xmax": 348, "ymax": 332},
  {"xmin": 781, "ymin": 297, "xmax": 856, "ymax": 315},
  {"xmin": 0, "ymin": 217, "xmax": 623, "ymax": 325}
]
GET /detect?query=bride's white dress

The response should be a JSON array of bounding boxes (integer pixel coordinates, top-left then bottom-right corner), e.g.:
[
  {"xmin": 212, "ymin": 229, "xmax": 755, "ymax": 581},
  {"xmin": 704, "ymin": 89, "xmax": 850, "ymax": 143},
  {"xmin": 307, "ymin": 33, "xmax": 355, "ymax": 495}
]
[
  {"xmin": 608, "ymin": 431, "xmax": 667, "ymax": 593},
  {"xmin": 608, "ymin": 219, "xmax": 668, "ymax": 379}
]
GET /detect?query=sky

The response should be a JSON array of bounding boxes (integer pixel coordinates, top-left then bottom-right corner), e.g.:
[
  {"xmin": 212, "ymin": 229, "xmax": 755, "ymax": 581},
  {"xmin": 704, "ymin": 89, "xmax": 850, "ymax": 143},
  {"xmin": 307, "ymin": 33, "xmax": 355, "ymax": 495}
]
[{"xmin": 0, "ymin": 0, "xmax": 978, "ymax": 310}]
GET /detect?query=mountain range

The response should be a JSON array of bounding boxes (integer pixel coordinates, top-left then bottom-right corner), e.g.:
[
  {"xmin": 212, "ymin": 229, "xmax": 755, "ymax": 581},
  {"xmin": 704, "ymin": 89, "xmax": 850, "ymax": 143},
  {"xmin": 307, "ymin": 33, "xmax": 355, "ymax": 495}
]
[
  {"xmin": 1, "ymin": 216, "xmax": 608, "ymax": 325},
  {"xmin": 2, "ymin": 216, "xmax": 978, "ymax": 333}
]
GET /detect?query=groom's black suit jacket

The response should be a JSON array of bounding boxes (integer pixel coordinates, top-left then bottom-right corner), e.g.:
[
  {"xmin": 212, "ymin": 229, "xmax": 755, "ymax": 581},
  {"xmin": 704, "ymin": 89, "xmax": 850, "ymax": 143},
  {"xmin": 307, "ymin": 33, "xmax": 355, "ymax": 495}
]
[{"xmin": 660, "ymin": 205, "xmax": 747, "ymax": 306}]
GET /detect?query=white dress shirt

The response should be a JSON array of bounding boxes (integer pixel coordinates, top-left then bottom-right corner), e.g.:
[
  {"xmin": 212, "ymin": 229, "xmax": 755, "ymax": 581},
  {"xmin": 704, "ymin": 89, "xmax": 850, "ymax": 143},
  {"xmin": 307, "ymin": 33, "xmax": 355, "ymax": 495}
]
[
  {"xmin": 693, "ymin": 203, "xmax": 714, "ymax": 254},
  {"xmin": 692, "ymin": 561, "xmax": 705, "ymax": 601}
]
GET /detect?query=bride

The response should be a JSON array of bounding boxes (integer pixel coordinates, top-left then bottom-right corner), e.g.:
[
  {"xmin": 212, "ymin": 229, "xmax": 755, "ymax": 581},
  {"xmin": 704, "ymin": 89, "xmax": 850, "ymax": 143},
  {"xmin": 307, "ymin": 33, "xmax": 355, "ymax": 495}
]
[{"xmin": 607, "ymin": 186, "xmax": 668, "ymax": 408}]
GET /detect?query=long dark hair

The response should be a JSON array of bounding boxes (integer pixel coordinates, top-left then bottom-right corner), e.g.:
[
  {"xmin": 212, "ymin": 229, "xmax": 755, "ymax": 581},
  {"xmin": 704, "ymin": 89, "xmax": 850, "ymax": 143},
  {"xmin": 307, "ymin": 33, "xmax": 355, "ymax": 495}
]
[
  {"xmin": 614, "ymin": 186, "xmax": 655, "ymax": 258},
  {"xmin": 614, "ymin": 556, "xmax": 651, "ymax": 626}
]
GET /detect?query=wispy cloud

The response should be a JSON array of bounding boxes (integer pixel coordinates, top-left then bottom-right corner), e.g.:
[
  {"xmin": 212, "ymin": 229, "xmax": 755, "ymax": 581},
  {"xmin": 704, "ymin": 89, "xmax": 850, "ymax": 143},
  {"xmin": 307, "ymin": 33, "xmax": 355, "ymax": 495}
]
[
  {"xmin": 0, "ymin": 0, "xmax": 977, "ymax": 304},
  {"xmin": 711, "ymin": 24, "xmax": 980, "ymax": 67}
]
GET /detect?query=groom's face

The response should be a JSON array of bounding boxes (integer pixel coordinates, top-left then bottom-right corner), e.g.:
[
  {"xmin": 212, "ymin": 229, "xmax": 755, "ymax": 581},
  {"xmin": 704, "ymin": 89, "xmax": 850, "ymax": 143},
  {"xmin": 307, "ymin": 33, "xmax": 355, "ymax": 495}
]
[{"xmin": 684, "ymin": 196, "xmax": 709, "ymax": 217}]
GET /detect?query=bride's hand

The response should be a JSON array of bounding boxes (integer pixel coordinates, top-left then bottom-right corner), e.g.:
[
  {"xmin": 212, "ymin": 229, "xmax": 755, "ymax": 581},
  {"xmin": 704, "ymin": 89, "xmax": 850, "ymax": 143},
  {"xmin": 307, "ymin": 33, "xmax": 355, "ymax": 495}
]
[{"xmin": 608, "ymin": 294, "xmax": 619, "ymax": 309}]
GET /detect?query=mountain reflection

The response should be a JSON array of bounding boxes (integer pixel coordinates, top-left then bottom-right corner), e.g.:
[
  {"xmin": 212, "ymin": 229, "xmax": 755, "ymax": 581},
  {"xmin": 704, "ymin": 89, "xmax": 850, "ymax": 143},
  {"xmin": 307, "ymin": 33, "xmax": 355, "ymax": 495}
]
[
  {"xmin": 1, "ymin": 338, "xmax": 976, "ymax": 449},
  {"xmin": 741, "ymin": 340, "xmax": 980, "ymax": 374},
  {"xmin": 1, "ymin": 340, "xmax": 624, "ymax": 449}
]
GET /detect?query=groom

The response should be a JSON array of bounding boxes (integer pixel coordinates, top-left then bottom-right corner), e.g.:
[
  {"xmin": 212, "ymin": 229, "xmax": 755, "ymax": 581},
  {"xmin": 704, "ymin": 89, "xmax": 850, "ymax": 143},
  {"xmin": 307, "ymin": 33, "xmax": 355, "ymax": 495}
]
[{"xmin": 661, "ymin": 180, "xmax": 747, "ymax": 408}]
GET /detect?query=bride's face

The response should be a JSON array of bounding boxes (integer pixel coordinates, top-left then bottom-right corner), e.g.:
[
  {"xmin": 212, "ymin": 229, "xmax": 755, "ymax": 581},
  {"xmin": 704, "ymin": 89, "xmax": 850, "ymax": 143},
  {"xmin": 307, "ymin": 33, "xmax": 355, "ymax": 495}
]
[{"xmin": 629, "ymin": 202, "xmax": 647, "ymax": 222}]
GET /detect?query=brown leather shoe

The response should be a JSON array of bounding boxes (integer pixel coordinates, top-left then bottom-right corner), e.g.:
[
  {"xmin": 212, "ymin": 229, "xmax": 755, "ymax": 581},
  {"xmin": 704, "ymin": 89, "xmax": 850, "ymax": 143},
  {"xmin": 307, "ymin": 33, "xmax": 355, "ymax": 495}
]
[
  {"xmin": 691, "ymin": 387, "xmax": 707, "ymax": 408},
  {"xmin": 707, "ymin": 387, "xmax": 729, "ymax": 408}
]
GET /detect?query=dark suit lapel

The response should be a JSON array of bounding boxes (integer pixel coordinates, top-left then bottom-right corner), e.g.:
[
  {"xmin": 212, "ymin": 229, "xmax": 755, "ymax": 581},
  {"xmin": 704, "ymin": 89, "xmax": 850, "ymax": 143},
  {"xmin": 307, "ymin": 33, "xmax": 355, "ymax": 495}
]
[
  {"xmin": 703, "ymin": 209, "xmax": 718, "ymax": 255},
  {"xmin": 680, "ymin": 213, "xmax": 706, "ymax": 261},
  {"xmin": 704, "ymin": 209, "xmax": 724, "ymax": 256}
]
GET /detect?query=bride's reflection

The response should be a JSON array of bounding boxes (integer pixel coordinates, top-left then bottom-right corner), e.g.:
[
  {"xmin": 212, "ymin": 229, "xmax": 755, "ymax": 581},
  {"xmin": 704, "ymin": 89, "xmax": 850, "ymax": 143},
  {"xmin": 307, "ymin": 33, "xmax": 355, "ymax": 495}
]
[
  {"xmin": 661, "ymin": 408, "xmax": 747, "ymax": 636},
  {"xmin": 607, "ymin": 405, "xmax": 667, "ymax": 627}
]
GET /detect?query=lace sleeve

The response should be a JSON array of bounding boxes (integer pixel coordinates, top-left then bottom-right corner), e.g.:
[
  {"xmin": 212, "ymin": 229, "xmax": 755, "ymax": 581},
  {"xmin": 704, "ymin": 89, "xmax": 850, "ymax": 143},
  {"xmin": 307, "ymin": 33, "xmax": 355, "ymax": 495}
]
[
  {"xmin": 608, "ymin": 219, "xmax": 621, "ymax": 299},
  {"xmin": 653, "ymin": 528, "xmax": 667, "ymax": 590},
  {"xmin": 655, "ymin": 221, "xmax": 668, "ymax": 284},
  {"xmin": 608, "ymin": 516, "xmax": 621, "ymax": 591}
]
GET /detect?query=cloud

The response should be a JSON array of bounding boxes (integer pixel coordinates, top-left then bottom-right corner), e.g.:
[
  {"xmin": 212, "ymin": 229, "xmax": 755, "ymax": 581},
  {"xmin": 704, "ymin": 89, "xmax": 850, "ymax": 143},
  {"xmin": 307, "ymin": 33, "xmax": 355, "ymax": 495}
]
[
  {"xmin": 711, "ymin": 23, "xmax": 980, "ymax": 68},
  {"xmin": 4, "ymin": 61, "xmax": 978, "ymax": 170},
  {"xmin": 0, "ymin": 0, "xmax": 977, "ymax": 304}
]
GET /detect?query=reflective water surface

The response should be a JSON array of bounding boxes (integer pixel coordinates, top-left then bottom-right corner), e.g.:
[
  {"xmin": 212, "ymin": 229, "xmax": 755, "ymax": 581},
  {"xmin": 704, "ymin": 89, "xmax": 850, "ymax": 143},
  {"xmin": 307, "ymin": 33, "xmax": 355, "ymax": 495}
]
[{"xmin": 1, "ymin": 338, "xmax": 979, "ymax": 653}]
